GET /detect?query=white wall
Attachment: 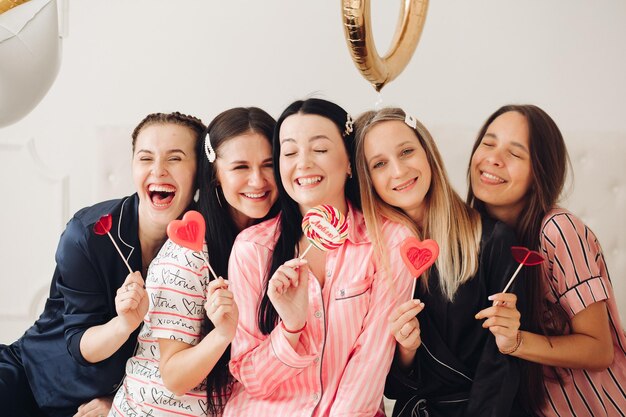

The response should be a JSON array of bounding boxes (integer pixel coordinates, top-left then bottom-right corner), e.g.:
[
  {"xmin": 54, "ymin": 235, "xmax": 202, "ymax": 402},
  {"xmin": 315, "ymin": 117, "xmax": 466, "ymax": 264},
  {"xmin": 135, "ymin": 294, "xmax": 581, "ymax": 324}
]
[{"xmin": 1, "ymin": 1, "xmax": 625, "ymax": 343}]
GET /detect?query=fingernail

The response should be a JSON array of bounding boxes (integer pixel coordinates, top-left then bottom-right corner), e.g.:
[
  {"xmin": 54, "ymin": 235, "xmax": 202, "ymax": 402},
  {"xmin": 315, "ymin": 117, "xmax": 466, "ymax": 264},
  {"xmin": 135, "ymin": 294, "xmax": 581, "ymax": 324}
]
[
  {"xmin": 487, "ymin": 295, "xmax": 494, "ymax": 300},
  {"xmin": 414, "ymin": 299, "xmax": 421, "ymax": 304}
]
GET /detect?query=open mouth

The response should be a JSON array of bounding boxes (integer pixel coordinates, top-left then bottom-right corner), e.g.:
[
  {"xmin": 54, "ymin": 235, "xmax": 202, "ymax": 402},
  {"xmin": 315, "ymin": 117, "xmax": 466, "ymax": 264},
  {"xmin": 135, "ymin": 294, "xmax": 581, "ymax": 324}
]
[
  {"xmin": 393, "ymin": 178, "xmax": 417, "ymax": 191},
  {"xmin": 148, "ymin": 184, "xmax": 176, "ymax": 207},
  {"xmin": 242, "ymin": 191, "xmax": 270, "ymax": 200},
  {"xmin": 480, "ymin": 171, "xmax": 505, "ymax": 184},
  {"xmin": 296, "ymin": 176, "xmax": 322, "ymax": 186}
]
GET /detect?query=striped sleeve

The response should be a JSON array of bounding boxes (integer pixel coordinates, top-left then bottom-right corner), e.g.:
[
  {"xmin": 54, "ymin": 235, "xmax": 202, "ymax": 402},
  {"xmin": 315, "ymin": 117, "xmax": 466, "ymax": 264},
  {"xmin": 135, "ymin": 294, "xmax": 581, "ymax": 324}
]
[
  {"xmin": 541, "ymin": 213, "xmax": 609, "ymax": 317},
  {"xmin": 330, "ymin": 223, "xmax": 414, "ymax": 416},
  {"xmin": 147, "ymin": 240, "xmax": 205, "ymax": 345},
  {"xmin": 228, "ymin": 238, "xmax": 317, "ymax": 399}
]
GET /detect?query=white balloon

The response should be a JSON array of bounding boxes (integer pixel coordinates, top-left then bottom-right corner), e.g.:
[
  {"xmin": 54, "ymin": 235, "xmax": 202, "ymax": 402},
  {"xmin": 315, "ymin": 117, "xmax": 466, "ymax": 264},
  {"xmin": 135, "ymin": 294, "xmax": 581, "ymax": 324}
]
[{"xmin": 0, "ymin": 0, "xmax": 61, "ymax": 128}]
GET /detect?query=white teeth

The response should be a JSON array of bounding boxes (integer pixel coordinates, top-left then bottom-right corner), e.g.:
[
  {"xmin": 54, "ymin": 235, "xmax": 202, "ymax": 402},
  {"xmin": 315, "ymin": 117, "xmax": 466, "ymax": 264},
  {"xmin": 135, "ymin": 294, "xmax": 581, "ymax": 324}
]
[
  {"xmin": 244, "ymin": 192, "xmax": 266, "ymax": 199},
  {"xmin": 148, "ymin": 184, "xmax": 176, "ymax": 192},
  {"xmin": 297, "ymin": 176, "xmax": 322, "ymax": 186},
  {"xmin": 394, "ymin": 179, "xmax": 416, "ymax": 191},
  {"xmin": 482, "ymin": 172, "xmax": 505, "ymax": 183}
]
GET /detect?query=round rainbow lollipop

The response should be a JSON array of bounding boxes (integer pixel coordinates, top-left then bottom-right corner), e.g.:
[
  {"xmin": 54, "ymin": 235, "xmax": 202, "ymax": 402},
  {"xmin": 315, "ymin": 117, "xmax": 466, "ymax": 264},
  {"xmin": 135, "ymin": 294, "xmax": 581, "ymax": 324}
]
[{"xmin": 300, "ymin": 205, "xmax": 348, "ymax": 258}]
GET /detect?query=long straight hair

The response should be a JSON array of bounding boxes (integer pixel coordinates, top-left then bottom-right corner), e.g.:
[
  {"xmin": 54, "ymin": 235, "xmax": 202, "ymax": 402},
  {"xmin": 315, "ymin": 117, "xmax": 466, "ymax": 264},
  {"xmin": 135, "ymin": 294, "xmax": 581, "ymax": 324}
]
[
  {"xmin": 196, "ymin": 107, "xmax": 277, "ymax": 413},
  {"xmin": 257, "ymin": 98, "xmax": 359, "ymax": 334},
  {"xmin": 354, "ymin": 108, "xmax": 481, "ymax": 300},
  {"xmin": 467, "ymin": 104, "xmax": 571, "ymax": 412}
]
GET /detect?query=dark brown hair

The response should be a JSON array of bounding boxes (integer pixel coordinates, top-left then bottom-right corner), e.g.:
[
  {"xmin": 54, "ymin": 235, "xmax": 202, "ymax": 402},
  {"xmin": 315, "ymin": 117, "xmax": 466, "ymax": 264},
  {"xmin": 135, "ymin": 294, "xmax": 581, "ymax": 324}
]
[
  {"xmin": 467, "ymin": 104, "xmax": 571, "ymax": 412},
  {"xmin": 131, "ymin": 112, "xmax": 206, "ymax": 152}
]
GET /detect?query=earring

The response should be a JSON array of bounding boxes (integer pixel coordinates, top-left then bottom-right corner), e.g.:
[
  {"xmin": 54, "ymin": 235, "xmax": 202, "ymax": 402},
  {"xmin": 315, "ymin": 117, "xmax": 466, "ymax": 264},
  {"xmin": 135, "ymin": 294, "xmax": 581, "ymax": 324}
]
[
  {"xmin": 193, "ymin": 189, "xmax": 200, "ymax": 202},
  {"xmin": 215, "ymin": 188, "xmax": 223, "ymax": 208}
]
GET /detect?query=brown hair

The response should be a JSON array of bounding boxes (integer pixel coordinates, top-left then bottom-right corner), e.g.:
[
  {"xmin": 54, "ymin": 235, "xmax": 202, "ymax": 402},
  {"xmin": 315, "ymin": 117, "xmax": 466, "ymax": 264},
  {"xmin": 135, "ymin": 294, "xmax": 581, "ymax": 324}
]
[
  {"xmin": 131, "ymin": 112, "xmax": 206, "ymax": 152},
  {"xmin": 467, "ymin": 104, "xmax": 571, "ymax": 412}
]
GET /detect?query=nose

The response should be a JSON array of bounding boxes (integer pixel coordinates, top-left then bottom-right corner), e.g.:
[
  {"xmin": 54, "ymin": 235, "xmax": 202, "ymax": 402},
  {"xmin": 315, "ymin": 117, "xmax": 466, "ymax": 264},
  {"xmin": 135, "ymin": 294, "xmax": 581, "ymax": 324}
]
[
  {"xmin": 249, "ymin": 167, "xmax": 266, "ymax": 187},
  {"xmin": 484, "ymin": 148, "xmax": 504, "ymax": 167},
  {"xmin": 151, "ymin": 159, "xmax": 168, "ymax": 177},
  {"xmin": 296, "ymin": 150, "xmax": 313, "ymax": 170},
  {"xmin": 389, "ymin": 158, "xmax": 407, "ymax": 178}
]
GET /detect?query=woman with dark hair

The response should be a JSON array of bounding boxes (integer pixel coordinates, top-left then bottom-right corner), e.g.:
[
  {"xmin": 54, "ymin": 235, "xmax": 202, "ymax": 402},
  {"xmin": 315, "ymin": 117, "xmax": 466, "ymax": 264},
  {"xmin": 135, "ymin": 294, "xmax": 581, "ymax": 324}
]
[
  {"xmin": 109, "ymin": 107, "xmax": 278, "ymax": 416},
  {"xmin": 471, "ymin": 104, "xmax": 626, "ymax": 416},
  {"xmin": 224, "ymin": 98, "xmax": 414, "ymax": 416},
  {"xmin": 354, "ymin": 108, "xmax": 525, "ymax": 417},
  {"xmin": 0, "ymin": 112, "xmax": 205, "ymax": 417}
]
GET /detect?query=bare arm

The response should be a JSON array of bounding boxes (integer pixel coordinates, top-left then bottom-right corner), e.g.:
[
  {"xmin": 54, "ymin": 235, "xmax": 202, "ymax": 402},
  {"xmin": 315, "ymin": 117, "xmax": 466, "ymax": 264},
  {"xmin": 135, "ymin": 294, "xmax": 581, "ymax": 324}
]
[
  {"xmin": 79, "ymin": 272, "xmax": 147, "ymax": 363},
  {"xmin": 159, "ymin": 278, "xmax": 237, "ymax": 396},
  {"xmin": 477, "ymin": 294, "xmax": 614, "ymax": 371}
]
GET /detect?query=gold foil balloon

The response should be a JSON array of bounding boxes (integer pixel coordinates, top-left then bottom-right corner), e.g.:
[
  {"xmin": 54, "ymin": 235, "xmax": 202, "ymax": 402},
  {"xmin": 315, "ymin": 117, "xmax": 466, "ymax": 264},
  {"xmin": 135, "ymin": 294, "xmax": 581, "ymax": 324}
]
[
  {"xmin": 0, "ymin": 0, "xmax": 29, "ymax": 14},
  {"xmin": 342, "ymin": 0, "xmax": 429, "ymax": 92}
]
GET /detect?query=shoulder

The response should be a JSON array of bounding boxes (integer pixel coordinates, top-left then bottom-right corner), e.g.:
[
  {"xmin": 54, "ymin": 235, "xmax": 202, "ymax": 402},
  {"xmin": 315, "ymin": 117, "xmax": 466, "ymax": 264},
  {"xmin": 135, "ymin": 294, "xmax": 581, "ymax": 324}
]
[
  {"xmin": 379, "ymin": 216, "xmax": 414, "ymax": 249},
  {"xmin": 234, "ymin": 215, "xmax": 281, "ymax": 251},
  {"xmin": 70, "ymin": 196, "xmax": 131, "ymax": 230},
  {"xmin": 542, "ymin": 208, "xmax": 587, "ymax": 237}
]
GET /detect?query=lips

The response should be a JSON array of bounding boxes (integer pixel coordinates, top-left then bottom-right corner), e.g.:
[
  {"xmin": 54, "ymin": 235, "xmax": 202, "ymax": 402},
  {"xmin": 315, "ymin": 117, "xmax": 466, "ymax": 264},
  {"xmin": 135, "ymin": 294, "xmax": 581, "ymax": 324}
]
[
  {"xmin": 242, "ymin": 191, "xmax": 270, "ymax": 200},
  {"xmin": 480, "ymin": 170, "xmax": 506, "ymax": 184},
  {"xmin": 148, "ymin": 183, "xmax": 176, "ymax": 207},
  {"xmin": 393, "ymin": 177, "xmax": 417, "ymax": 192},
  {"xmin": 296, "ymin": 176, "xmax": 322, "ymax": 186}
]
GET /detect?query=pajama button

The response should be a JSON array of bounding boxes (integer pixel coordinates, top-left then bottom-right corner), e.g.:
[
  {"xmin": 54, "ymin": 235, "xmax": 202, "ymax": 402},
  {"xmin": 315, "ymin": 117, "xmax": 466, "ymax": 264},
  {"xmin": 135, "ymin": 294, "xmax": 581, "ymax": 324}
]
[
  {"xmin": 314, "ymin": 356, "xmax": 320, "ymax": 363},
  {"xmin": 314, "ymin": 311, "xmax": 322, "ymax": 318},
  {"xmin": 312, "ymin": 393, "xmax": 319, "ymax": 401},
  {"xmin": 326, "ymin": 270, "xmax": 331, "ymax": 277}
]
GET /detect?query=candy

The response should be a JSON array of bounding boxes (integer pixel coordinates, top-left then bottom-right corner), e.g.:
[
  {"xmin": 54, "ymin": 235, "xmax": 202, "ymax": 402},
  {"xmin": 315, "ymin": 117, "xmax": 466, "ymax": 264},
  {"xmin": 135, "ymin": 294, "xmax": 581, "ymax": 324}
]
[
  {"xmin": 400, "ymin": 237, "xmax": 439, "ymax": 278},
  {"xmin": 167, "ymin": 210, "xmax": 218, "ymax": 280},
  {"xmin": 93, "ymin": 214, "xmax": 132, "ymax": 273},
  {"xmin": 300, "ymin": 205, "xmax": 348, "ymax": 256},
  {"xmin": 167, "ymin": 210, "xmax": 205, "ymax": 252}
]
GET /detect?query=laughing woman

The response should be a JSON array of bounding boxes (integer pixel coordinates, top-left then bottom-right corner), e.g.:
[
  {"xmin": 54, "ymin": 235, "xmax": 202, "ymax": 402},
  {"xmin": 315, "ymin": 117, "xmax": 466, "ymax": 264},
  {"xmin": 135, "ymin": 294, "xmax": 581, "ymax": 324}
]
[
  {"xmin": 224, "ymin": 98, "xmax": 414, "ymax": 416},
  {"xmin": 354, "ymin": 108, "xmax": 527, "ymax": 417},
  {"xmin": 0, "ymin": 112, "xmax": 205, "ymax": 417},
  {"xmin": 109, "ymin": 107, "xmax": 278, "ymax": 417},
  {"xmin": 470, "ymin": 104, "xmax": 626, "ymax": 416}
]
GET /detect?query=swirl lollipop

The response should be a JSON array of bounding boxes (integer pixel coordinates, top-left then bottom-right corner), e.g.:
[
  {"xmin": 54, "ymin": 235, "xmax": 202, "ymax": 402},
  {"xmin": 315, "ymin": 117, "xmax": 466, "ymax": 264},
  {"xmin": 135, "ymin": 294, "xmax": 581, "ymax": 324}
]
[{"xmin": 300, "ymin": 205, "xmax": 349, "ymax": 259}]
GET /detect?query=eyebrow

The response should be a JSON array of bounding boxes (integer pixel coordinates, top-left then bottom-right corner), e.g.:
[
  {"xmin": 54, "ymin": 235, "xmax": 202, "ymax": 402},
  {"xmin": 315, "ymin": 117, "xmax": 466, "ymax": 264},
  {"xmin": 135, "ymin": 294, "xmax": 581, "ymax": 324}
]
[
  {"xmin": 227, "ymin": 157, "xmax": 273, "ymax": 165},
  {"xmin": 484, "ymin": 133, "xmax": 529, "ymax": 153},
  {"xmin": 136, "ymin": 149, "xmax": 188, "ymax": 155},
  {"xmin": 367, "ymin": 140, "xmax": 413, "ymax": 163},
  {"xmin": 280, "ymin": 134, "xmax": 332, "ymax": 145}
]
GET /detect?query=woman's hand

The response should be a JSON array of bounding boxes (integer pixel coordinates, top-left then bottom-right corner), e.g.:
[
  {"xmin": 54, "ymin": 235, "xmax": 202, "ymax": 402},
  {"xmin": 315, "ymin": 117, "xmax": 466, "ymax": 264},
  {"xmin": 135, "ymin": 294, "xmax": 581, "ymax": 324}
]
[
  {"xmin": 115, "ymin": 271, "xmax": 148, "ymax": 334},
  {"xmin": 267, "ymin": 258, "xmax": 309, "ymax": 332},
  {"xmin": 205, "ymin": 277, "xmax": 238, "ymax": 342},
  {"xmin": 73, "ymin": 396, "xmax": 112, "ymax": 417},
  {"xmin": 475, "ymin": 293, "xmax": 521, "ymax": 354},
  {"xmin": 389, "ymin": 299, "xmax": 425, "ymax": 369}
]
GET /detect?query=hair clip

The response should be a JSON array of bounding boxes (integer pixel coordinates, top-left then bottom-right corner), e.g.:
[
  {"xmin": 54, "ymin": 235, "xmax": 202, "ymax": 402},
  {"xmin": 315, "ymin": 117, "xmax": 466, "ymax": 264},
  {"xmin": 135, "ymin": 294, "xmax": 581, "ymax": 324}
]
[
  {"xmin": 405, "ymin": 114, "xmax": 417, "ymax": 130},
  {"xmin": 344, "ymin": 114, "xmax": 354, "ymax": 136},
  {"xmin": 204, "ymin": 133, "xmax": 216, "ymax": 163}
]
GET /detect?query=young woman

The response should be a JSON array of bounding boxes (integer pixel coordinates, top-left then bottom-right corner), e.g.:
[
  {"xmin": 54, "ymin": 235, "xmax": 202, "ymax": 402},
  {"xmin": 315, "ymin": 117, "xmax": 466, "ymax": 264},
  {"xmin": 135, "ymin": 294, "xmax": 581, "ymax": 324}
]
[
  {"xmin": 471, "ymin": 104, "xmax": 626, "ymax": 416},
  {"xmin": 354, "ymin": 108, "xmax": 526, "ymax": 417},
  {"xmin": 223, "ymin": 98, "xmax": 414, "ymax": 416},
  {"xmin": 0, "ymin": 112, "xmax": 205, "ymax": 417},
  {"xmin": 108, "ymin": 107, "xmax": 278, "ymax": 417}
]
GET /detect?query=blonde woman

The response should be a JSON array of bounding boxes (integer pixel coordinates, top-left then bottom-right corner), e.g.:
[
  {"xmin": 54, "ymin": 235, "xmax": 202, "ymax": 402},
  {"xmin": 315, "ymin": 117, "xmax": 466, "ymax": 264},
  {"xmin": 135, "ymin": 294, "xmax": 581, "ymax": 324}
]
[{"xmin": 354, "ymin": 108, "xmax": 528, "ymax": 417}]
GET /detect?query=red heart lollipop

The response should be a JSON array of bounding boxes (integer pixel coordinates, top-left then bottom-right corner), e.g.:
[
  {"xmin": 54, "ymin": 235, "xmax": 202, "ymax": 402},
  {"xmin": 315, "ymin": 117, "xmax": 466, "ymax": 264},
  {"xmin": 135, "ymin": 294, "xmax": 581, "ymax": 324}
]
[
  {"xmin": 167, "ymin": 210, "xmax": 205, "ymax": 252},
  {"xmin": 400, "ymin": 237, "xmax": 439, "ymax": 278},
  {"xmin": 511, "ymin": 246, "xmax": 544, "ymax": 266},
  {"xmin": 94, "ymin": 214, "xmax": 112, "ymax": 235}
]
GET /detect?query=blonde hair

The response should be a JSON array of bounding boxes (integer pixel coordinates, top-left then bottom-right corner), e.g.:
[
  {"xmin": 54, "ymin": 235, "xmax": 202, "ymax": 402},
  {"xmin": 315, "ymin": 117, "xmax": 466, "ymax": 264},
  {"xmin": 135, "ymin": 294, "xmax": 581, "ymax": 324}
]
[{"xmin": 354, "ymin": 108, "xmax": 481, "ymax": 300}]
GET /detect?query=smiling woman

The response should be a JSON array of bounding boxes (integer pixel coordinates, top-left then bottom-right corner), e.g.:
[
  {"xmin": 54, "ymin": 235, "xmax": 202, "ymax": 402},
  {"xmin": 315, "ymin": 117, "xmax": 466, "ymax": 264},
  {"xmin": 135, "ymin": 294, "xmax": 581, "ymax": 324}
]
[{"xmin": 0, "ymin": 112, "xmax": 205, "ymax": 417}]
